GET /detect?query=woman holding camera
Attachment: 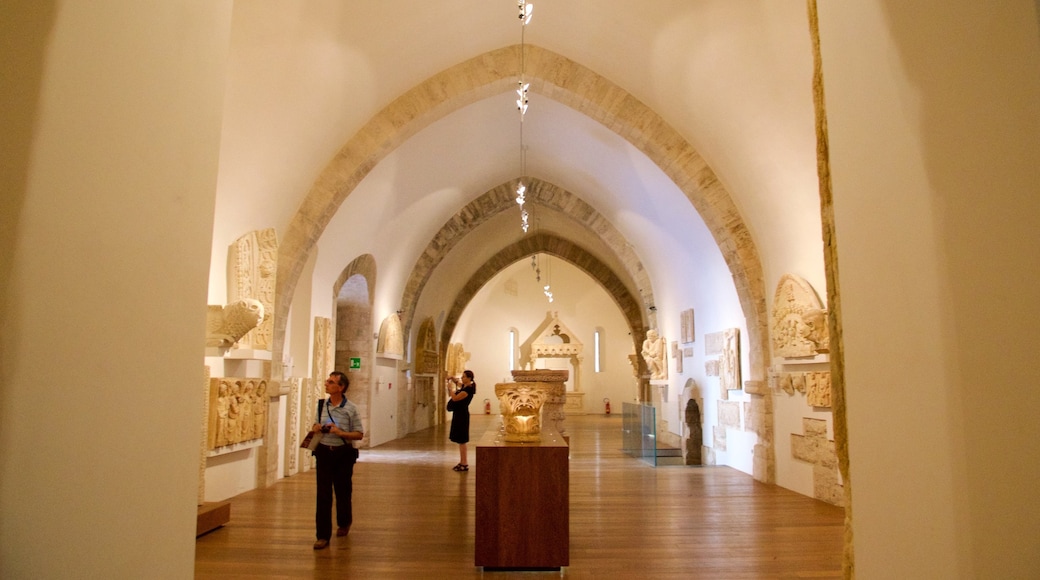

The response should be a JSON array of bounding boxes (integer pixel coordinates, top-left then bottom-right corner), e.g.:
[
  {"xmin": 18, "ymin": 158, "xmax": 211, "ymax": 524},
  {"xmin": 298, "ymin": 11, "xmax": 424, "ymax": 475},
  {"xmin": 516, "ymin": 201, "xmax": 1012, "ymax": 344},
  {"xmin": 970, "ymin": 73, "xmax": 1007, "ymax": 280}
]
[
  {"xmin": 310, "ymin": 371, "xmax": 363, "ymax": 550},
  {"xmin": 446, "ymin": 370, "xmax": 476, "ymax": 472}
]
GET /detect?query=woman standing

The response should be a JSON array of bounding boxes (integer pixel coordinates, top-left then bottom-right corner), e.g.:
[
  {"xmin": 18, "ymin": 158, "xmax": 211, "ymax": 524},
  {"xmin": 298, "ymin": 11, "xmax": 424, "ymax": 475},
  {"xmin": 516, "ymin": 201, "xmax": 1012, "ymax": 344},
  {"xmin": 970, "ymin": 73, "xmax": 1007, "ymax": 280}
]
[{"xmin": 446, "ymin": 370, "xmax": 476, "ymax": 472}]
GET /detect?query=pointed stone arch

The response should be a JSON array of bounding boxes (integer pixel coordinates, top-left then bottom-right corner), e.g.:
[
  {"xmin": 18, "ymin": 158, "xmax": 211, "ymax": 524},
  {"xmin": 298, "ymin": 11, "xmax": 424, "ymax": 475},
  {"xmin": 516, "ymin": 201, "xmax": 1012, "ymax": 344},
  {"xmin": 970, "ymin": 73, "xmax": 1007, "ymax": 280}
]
[
  {"xmin": 437, "ymin": 231, "xmax": 647, "ymax": 378},
  {"xmin": 274, "ymin": 45, "xmax": 767, "ymax": 389}
]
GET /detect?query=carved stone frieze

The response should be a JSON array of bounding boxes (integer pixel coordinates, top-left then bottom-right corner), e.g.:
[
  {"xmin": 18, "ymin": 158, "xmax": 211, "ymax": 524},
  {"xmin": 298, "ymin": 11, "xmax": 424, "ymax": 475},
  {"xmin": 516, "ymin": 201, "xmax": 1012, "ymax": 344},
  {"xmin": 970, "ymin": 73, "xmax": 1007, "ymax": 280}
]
[
  {"xmin": 416, "ymin": 318, "xmax": 439, "ymax": 374},
  {"xmin": 207, "ymin": 377, "xmax": 268, "ymax": 449}
]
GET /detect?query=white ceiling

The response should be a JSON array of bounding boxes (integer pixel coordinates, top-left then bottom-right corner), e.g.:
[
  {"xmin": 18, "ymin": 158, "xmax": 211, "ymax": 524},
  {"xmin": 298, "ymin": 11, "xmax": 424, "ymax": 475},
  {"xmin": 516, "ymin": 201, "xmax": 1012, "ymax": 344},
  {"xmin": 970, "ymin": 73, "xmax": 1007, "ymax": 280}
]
[{"xmin": 210, "ymin": 0, "xmax": 827, "ymax": 310}]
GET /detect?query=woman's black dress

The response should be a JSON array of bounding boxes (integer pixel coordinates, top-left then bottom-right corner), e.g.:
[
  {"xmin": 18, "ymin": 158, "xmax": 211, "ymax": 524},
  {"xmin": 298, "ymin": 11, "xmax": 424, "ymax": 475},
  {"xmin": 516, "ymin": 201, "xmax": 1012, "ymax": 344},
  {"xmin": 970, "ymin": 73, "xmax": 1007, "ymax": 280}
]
[{"xmin": 448, "ymin": 385, "xmax": 476, "ymax": 444}]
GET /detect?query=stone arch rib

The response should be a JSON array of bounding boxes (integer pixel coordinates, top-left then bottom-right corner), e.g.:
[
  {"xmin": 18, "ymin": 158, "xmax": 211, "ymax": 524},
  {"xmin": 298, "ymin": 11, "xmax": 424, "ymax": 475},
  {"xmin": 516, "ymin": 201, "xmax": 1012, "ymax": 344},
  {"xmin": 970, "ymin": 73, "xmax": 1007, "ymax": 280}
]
[
  {"xmin": 273, "ymin": 43, "xmax": 768, "ymax": 425},
  {"xmin": 438, "ymin": 232, "xmax": 647, "ymax": 374}
]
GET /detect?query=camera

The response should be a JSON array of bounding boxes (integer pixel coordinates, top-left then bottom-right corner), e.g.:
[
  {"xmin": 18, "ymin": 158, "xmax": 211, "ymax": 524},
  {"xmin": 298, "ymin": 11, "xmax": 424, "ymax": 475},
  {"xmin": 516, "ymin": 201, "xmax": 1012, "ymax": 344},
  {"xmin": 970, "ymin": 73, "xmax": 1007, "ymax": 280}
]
[{"xmin": 320, "ymin": 424, "xmax": 332, "ymax": 433}]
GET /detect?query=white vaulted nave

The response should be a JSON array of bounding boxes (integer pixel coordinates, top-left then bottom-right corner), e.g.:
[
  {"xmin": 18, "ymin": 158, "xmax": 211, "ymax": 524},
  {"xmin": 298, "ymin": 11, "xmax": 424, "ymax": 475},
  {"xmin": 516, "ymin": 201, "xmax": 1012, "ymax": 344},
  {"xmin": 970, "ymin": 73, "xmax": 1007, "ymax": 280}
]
[{"xmin": 2, "ymin": 1, "xmax": 1039, "ymax": 578}]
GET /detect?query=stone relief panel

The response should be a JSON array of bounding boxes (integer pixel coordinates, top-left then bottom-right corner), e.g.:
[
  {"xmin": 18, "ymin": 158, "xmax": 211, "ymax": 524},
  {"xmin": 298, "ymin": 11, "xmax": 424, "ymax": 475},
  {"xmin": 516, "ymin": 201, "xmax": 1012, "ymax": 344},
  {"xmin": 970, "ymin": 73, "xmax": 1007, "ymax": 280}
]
[
  {"xmin": 199, "ymin": 366, "xmax": 210, "ymax": 505},
  {"xmin": 672, "ymin": 341, "xmax": 682, "ymax": 374},
  {"xmin": 774, "ymin": 369, "xmax": 832, "ymax": 408},
  {"xmin": 376, "ymin": 312, "xmax": 404, "ymax": 358},
  {"xmin": 704, "ymin": 331, "xmax": 725, "ymax": 356},
  {"xmin": 680, "ymin": 309, "xmax": 695, "ymax": 344},
  {"xmin": 285, "ymin": 378, "xmax": 302, "ymax": 476},
  {"xmin": 227, "ymin": 228, "xmax": 277, "ymax": 350},
  {"xmin": 416, "ymin": 318, "xmax": 439, "ymax": 374},
  {"xmin": 718, "ymin": 400, "xmax": 741, "ymax": 430},
  {"xmin": 719, "ymin": 328, "xmax": 741, "ymax": 398},
  {"xmin": 313, "ymin": 317, "xmax": 333, "ymax": 388},
  {"xmin": 207, "ymin": 377, "xmax": 268, "ymax": 449},
  {"xmin": 771, "ymin": 274, "xmax": 829, "ymax": 359}
]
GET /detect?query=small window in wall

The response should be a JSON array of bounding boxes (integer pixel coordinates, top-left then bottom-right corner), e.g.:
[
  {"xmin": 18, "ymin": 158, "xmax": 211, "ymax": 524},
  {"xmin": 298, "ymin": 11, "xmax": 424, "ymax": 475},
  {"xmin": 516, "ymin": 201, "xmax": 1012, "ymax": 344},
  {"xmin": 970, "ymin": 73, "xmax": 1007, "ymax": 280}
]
[
  {"xmin": 509, "ymin": 328, "xmax": 518, "ymax": 371},
  {"xmin": 594, "ymin": 327, "xmax": 604, "ymax": 373}
]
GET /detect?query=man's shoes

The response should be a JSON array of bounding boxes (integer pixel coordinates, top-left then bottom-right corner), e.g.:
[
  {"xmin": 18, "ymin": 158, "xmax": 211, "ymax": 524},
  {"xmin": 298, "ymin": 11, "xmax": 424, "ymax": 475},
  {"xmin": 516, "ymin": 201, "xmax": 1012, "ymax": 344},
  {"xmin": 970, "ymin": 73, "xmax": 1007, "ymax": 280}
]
[
  {"xmin": 336, "ymin": 526, "xmax": 350, "ymax": 537},
  {"xmin": 313, "ymin": 539, "xmax": 329, "ymax": 550}
]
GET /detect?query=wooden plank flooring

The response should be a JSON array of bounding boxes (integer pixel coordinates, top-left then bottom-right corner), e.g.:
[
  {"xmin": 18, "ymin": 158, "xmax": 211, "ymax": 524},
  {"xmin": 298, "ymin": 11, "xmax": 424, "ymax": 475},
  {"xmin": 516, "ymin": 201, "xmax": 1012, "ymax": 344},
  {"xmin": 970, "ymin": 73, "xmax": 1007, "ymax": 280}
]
[{"xmin": 195, "ymin": 414, "xmax": 844, "ymax": 579}]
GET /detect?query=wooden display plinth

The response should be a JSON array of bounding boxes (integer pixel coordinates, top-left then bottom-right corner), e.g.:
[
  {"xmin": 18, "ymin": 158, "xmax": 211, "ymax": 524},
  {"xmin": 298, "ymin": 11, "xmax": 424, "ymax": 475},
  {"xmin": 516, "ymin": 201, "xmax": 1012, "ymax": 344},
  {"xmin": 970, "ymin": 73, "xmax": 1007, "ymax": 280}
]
[
  {"xmin": 475, "ymin": 427, "xmax": 569, "ymax": 570},
  {"xmin": 196, "ymin": 501, "xmax": 230, "ymax": 537}
]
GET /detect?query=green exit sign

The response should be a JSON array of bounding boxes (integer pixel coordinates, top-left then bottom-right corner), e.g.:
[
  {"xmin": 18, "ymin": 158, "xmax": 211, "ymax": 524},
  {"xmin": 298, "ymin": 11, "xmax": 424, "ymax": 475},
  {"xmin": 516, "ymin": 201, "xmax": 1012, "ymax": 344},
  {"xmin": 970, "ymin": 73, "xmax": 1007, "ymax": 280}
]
[{"xmin": 349, "ymin": 357, "xmax": 361, "ymax": 371}]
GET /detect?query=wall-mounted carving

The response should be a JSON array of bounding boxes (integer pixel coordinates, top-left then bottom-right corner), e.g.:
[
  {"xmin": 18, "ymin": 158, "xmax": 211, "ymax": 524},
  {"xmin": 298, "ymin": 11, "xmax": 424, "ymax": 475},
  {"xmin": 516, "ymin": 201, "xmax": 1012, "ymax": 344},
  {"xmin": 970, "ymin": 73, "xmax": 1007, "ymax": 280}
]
[
  {"xmin": 771, "ymin": 274, "xmax": 829, "ymax": 358},
  {"xmin": 207, "ymin": 377, "xmax": 268, "ymax": 449},
  {"xmin": 205, "ymin": 299, "xmax": 264, "ymax": 348},
  {"xmin": 774, "ymin": 369, "xmax": 832, "ymax": 408},
  {"xmin": 416, "ymin": 318, "xmax": 439, "ymax": 374},
  {"xmin": 791, "ymin": 418, "xmax": 843, "ymax": 506},
  {"xmin": 445, "ymin": 342, "xmax": 470, "ymax": 378},
  {"xmin": 313, "ymin": 317, "xmax": 333, "ymax": 386},
  {"xmin": 641, "ymin": 328, "xmax": 667, "ymax": 380},
  {"xmin": 719, "ymin": 328, "xmax": 741, "ymax": 398},
  {"xmin": 672, "ymin": 341, "xmax": 682, "ymax": 374},
  {"xmin": 227, "ymin": 228, "xmax": 277, "ymax": 350},
  {"xmin": 680, "ymin": 309, "xmax": 695, "ymax": 344},
  {"xmin": 376, "ymin": 313, "xmax": 404, "ymax": 358}
]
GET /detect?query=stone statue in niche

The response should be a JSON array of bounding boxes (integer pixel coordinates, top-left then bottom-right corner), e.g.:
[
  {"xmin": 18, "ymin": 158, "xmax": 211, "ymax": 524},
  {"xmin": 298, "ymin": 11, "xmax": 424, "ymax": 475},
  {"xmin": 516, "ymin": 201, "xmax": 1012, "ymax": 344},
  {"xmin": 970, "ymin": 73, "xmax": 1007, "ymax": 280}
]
[
  {"xmin": 771, "ymin": 274, "xmax": 829, "ymax": 358},
  {"xmin": 377, "ymin": 313, "xmax": 404, "ymax": 358},
  {"xmin": 641, "ymin": 328, "xmax": 667, "ymax": 380},
  {"xmin": 205, "ymin": 299, "xmax": 264, "ymax": 349},
  {"xmin": 227, "ymin": 228, "xmax": 277, "ymax": 351}
]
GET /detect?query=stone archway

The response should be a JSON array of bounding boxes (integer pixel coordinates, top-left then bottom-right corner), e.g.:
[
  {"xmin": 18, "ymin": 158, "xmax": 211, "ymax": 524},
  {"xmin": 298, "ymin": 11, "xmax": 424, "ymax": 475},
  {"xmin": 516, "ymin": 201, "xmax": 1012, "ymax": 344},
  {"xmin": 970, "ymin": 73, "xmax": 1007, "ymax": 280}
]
[
  {"xmin": 272, "ymin": 45, "xmax": 769, "ymax": 399},
  {"xmin": 437, "ymin": 232, "xmax": 647, "ymax": 380}
]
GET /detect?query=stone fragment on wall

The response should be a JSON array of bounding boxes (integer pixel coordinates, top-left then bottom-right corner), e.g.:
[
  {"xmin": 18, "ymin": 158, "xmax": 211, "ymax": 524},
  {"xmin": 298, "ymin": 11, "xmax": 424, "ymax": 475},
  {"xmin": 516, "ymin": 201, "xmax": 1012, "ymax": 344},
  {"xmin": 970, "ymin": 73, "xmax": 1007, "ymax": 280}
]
[
  {"xmin": 718, "ymin": 400, "xmax": 741, "ymax": 429},
  {"xmin": 713, "ymin": 425, "xmax": 727, "ymax": 451},
  {"xmin": 205, "ymin": 299, "xmax": 264, "ymax": 348},
  {"xmin": 416, "ymin": 318, "xmax": 439, "ymax": 374},
  {"xmin": 791, "ymin": 417, "xmax": 843, "ymax": 506},
  {"xmin": 227, "ymin": 228, "xmax": 277, "ymax": 350},
  {"xmin": 285, "ymin": 378, "xmax": 302, "ymax": 477},
  {"xmin": 199, "ymin": 366, "xmax": 210, "ymax": 505},
  {"xmin": 719, "ymin": 328, "xmax": 741, "ymax": 399},
  {"xmin": 704, "ymin": 331, "xmax": 725, "ymax": 356},
  {"xmin": 806, "ymin": 371, "xmax": 832, "ymax": 407},
  {"xmin": 376, "ymin": 313, "xmax": 404, "ymax": 358},
  {"xmin": 771, "ymin": 274, "xmax": 829, "ymax": 358},
  {"xmin": 313, "ymin": 317, "xmax": 333, "ymax": 387},
  {"xmin": 445, "ymin": 342, "xmax": 470, "ymax": 378}
]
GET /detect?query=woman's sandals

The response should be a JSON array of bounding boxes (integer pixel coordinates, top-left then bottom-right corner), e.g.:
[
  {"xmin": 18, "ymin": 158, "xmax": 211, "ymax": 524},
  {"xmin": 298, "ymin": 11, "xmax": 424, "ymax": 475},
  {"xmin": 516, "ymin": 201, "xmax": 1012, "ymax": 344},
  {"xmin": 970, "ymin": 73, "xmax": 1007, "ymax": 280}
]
[{"xmin": 452, "ymin": 463, "xmax": 469, "ymax": 472}]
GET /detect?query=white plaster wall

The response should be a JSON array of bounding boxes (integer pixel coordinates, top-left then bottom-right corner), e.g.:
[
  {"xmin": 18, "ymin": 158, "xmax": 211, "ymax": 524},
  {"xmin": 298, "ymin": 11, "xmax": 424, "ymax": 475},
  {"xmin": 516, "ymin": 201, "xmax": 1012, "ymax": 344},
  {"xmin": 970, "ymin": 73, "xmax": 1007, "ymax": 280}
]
[
  {"xmin": 452, "ymin": 258, "xmax": 638, "ymax": 416},
  {"xmin": 820, "ymin": 1, "xmax": 1040, "ymax": 576},
  {"xmin": 0, "ymin": 3, "xmax": 232, "ymax": 577}
]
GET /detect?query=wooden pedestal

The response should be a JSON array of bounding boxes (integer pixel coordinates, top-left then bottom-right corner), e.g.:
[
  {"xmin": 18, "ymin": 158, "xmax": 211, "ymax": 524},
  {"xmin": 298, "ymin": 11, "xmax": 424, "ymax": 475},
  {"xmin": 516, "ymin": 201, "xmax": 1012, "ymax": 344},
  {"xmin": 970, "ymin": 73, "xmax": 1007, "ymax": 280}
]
[
  {"xmin": 196, "ymin": 501, "xmax": 230, "ymax": 537},
  {"xmin": 475, "ymin": 427, "xmax": 569, "ymax": 570}
]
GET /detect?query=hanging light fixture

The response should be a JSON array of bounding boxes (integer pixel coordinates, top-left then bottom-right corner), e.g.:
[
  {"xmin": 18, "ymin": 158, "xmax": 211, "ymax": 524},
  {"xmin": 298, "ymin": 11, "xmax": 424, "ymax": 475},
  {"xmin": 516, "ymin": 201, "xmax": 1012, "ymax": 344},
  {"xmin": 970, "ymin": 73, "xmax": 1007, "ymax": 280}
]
[{"xmin": 515, "ymin": 0, "xmax": 533, "ymax": 234}]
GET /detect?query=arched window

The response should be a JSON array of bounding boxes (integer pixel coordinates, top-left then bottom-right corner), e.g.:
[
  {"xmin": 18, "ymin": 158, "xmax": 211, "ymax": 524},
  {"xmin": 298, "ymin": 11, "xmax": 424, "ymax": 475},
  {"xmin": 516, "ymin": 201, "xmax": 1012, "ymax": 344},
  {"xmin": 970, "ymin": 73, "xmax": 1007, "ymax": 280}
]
[
  {"xmin": 508, "ymin": 328, "xmax": 519, "ymax": 371},
  {"xmin": 594, "ymin": 327, "xmax": 604, "ymax": 373}
]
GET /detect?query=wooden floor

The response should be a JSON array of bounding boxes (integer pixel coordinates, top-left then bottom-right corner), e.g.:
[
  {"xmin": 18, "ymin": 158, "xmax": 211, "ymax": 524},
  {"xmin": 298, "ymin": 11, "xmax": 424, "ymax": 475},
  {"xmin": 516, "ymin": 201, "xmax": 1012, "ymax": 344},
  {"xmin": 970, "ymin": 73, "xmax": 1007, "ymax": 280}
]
[{"xmin": 195, "ymin": 414, "xmax": 844, "ymax": 579}]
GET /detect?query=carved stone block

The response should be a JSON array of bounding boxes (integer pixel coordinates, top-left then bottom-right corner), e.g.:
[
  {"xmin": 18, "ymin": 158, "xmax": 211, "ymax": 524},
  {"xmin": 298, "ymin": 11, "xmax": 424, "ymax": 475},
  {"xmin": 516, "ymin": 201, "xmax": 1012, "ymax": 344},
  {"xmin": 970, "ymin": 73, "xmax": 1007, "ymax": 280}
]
[
  {"xmin": 207, "ymin": 377, "xmax": 268, "ymax": 449},
  {"xmin": 718, "ymin": 400, "xmax": 741, "ymax": 429},
  {"xmin": 227, "ymin": 228, "xmax": 277, "ymax": 350},
  {"xmin": 771, "ymin": 274, "xmax": 829, "ymax": 358}
]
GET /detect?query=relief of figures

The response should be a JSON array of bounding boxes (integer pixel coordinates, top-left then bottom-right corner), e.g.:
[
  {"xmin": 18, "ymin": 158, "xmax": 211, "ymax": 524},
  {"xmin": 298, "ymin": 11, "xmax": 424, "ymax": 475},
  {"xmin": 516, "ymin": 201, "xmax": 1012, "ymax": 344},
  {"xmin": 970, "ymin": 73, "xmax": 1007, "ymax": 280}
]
[
  {"xmin": 207, "ymin": 378, "xmax": 269, "ymax": 449},
  {"xmin": 771, "ymin": 274, "xmax": 830, "ymax": 358}
]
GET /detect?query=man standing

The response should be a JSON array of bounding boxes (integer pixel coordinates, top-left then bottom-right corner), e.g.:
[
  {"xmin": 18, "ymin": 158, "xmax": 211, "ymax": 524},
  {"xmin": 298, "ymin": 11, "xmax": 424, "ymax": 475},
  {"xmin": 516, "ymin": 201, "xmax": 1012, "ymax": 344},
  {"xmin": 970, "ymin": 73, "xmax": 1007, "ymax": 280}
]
[{"xmin": 311, "ymin": 371, "xmax": 363, "ymax": 550}]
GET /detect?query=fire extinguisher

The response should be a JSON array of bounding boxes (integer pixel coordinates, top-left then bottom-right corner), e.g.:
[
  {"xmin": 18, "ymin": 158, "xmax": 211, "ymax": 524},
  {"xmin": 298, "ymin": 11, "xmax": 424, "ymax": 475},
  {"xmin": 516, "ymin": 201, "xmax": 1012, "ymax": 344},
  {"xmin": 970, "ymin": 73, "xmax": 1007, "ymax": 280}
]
[
  {"xmin": 604, "ymin": 397, "xmax": 611, "ymax": 415},
  {"xmin": 484, "ymin": 398, "xmax": 491, "ymax": 415}
]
